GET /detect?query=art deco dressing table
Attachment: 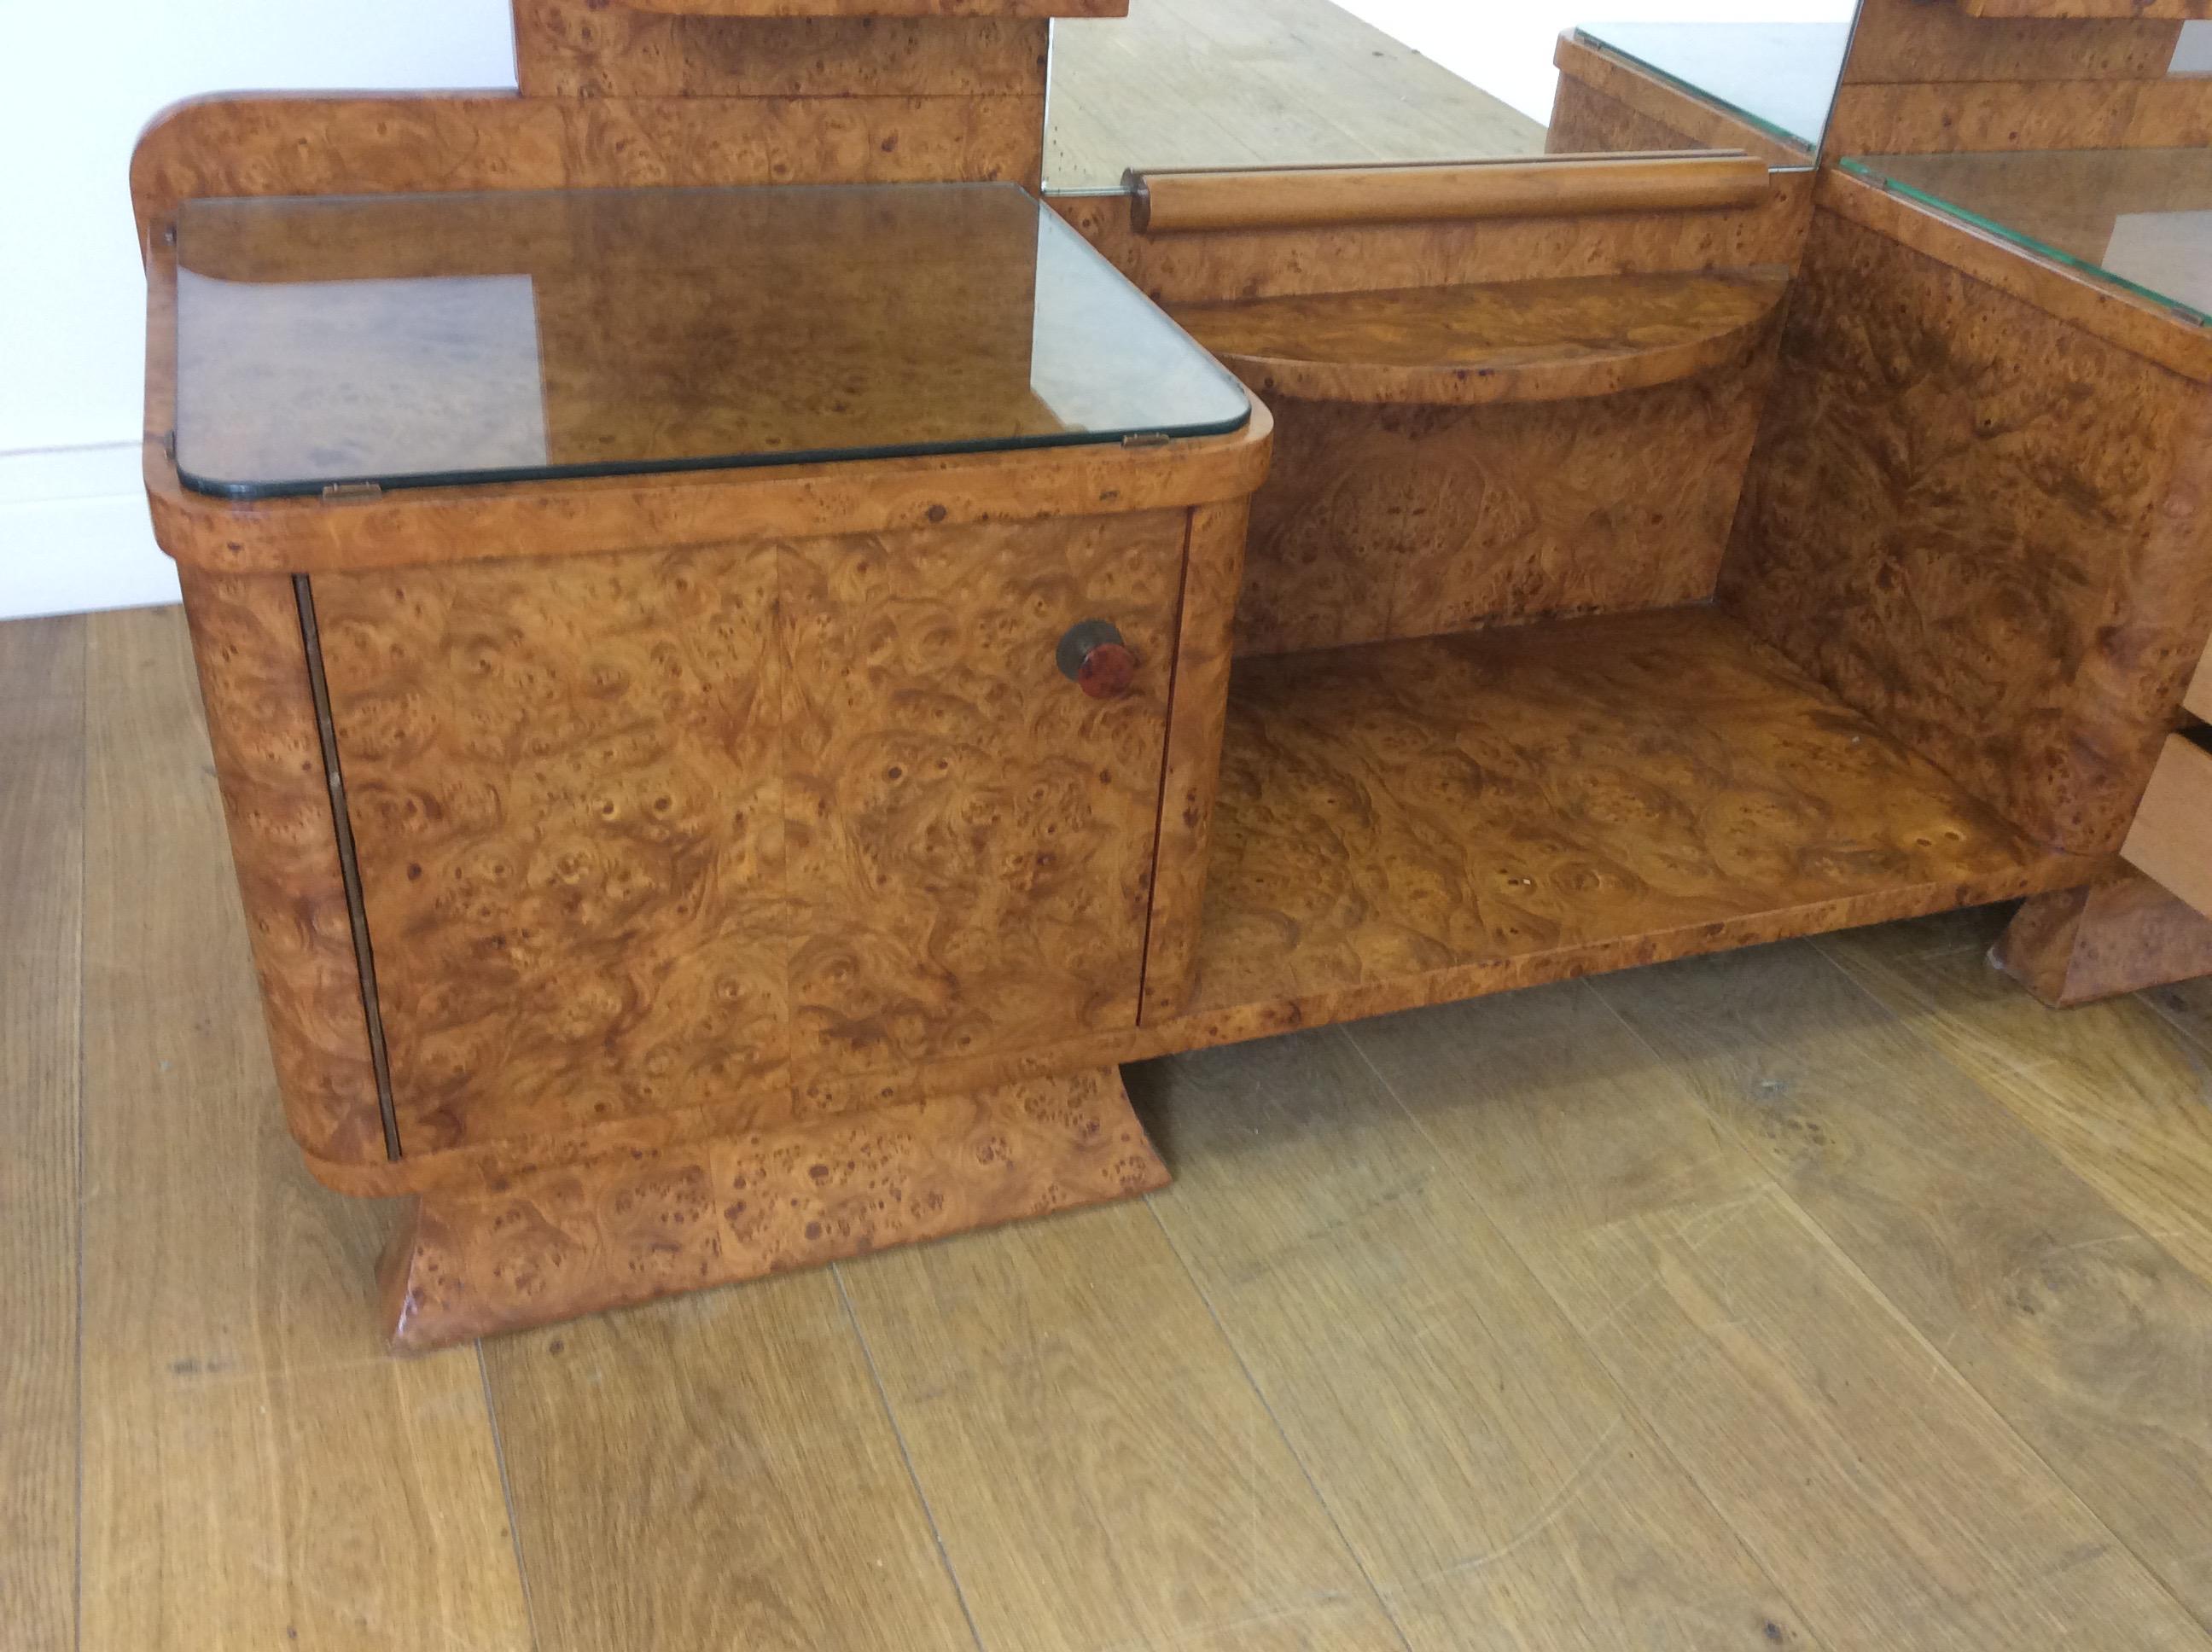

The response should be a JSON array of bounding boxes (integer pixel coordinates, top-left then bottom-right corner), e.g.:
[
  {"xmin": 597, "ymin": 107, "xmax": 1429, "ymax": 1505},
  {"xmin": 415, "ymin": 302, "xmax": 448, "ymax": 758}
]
[{"xmin": 138, "ymin": 0, "xmax": 2212, "ymax": 1350}]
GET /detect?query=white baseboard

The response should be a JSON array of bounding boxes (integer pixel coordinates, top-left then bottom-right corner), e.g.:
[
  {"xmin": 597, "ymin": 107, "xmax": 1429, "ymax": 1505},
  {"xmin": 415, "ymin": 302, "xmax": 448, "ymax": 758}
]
[{"xmin": 0, "ymin": 443, "xmax": 182, "ymax": 621}]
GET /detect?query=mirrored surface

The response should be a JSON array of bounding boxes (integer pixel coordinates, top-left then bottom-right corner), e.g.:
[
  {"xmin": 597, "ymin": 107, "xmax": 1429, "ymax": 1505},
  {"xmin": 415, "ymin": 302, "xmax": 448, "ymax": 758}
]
[
  {"xmin": 1575, "ymin": 20, "xmax": 1852, "ymax": 153},
  {"xmin": 1843, "ymin": 149, "xmax": 2212, "ymax": 325},
  {"xmin": 1043, "ymin": 0, "xmax": 1854, "ymax": 191},
  {"xmin": 174, "ymin": 183, "xmax": 1251, "ymax": 500}
]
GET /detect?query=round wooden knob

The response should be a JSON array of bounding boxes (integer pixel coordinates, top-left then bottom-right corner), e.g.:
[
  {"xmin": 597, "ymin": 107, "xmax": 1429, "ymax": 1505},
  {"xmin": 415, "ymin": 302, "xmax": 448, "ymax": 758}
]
[{"xmin": 1057, "ymin": 620, "xmax": 1138, "ymax": 701}]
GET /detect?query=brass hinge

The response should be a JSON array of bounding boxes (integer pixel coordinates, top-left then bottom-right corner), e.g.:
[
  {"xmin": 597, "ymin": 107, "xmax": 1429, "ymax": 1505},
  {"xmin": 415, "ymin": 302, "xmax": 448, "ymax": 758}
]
[
  {"xmin": 1121, "ymin": 432, "xmax": 1172, "ymax": 449},
  {"xmin": 320, "ymin": 480, "xmax": 384, "ymax": 503}
]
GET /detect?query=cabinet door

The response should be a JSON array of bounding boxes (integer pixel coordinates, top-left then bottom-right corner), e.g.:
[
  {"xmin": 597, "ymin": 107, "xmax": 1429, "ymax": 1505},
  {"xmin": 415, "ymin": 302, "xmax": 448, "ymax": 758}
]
[
  {"xmin": 311, "ymin": 510, "xmax": 1185, "ymax": 1154},
  {"xmin": 778, "ymin": 511, "xmax": 1185, "ymax": 1082},
  {"xmin": 313, "ymin": 542, "xmax": 791, "ymax": 1152}
]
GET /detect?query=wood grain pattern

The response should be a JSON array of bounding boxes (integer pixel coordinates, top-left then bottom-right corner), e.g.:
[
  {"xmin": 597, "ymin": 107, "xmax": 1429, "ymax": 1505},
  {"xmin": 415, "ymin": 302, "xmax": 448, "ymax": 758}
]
[
  {"xmin": 1998, "ymin": 872, "xmax": 2212, "ymax": 1003},
  {"xmin": 178, "ymin": 569, "xmax": 387, "ymax": 1166},
  {"xmin": 1054, "ymin": 169, "xmax": 1817, "ymax": 306},
  {"xmin": 1959, "ymin": 0, "xmax": 2210, "ymax": 20},
  {"xmin": 1720, "ymin": 203, "xmax": 2212, "ymax": 853},
  {"xmin": 311, "ymin": 544, "xmax": 790, "ymax": 1152},
  {"xmin": 77, "ymin": 607, "xmax": 531, "ymax": 1651},
  {"xmin": 1352, "ymin": 977, "xmax": 2212, "ymax": 1652},
  {"xmin": 2183, "ymin": 626, "xmax": 2212, "ymax": 723},
  {"xmin": 1547, "ymin": 75, "xmax": 1722, "ymax": 160},
  {"xmin": 0, "ymin": 617, "xmax": 83, "ymax": 1652},
  {"xmin": 838, "ymin": 1199, "xmax": 1402, "ymax": 1652},
  {"xmin": 312, "ymin": 512, "xmax": 1183, "ymax": 1149},
  {"xmin": 131, "ymin": 90, "xmax": 1048, "ymax": 258},
  {"xmin": 1127, "ymin": 1030, "xmax": 1814, "ymax": 1649},
  {"xmin": 1042, "ymin": 0, "xmax": 1545, "ymax": 192},
  {"xmin": 1132, "ymin": 154, "xmax": 1773, "ymax": 234},
  {"xmin": 1816, "ymin": 166, "xmax": 2212, "ymax": 381},
  {"xmin": 1171, "ymin": 270, "xmax": 1787, "ymax": 406},
  {"xmin": 381, "ymin": 1067, "xmax": 1167, "ymax": 1350},
  {"xmin": 1843, "ymin": 0, "xmax": 2184, "ymax": 81},
  {"xmin": 1550, "ymin": 34, "xmax": 1815, "ymax": 164},
  {"xmin": 1139, "ymin": 498, "xmax": 1245, "ymax": 1023},
  {"xmin": 512, "ymin": 0, "xmax": 1050, "ymax": 97},
  {"xmin": 2123, "ymin": 733, "xmax": 2212, "ymax": 914},
  {"xmin": 1224, "ymin": 352, "xmax": 1778, "ymax": 655},
  {"xmin": 778, "ymin": 511, "xmax": 1183, "ymax": 1078},
  {"xmin": 480, "ymin": 1272, "xmax": 981, "ymax": 1652},
  {"xmin": 1600, "ymin": 937, "xmax": 2212, "ymax": 1633},
  {"xmin": 1188, "ymin": 607, "xmax": 2081, "ymax": 1018},
  {"xmin": 1827, "ymin": 75, "xmax": 2212, "ymax": 154},
  {"xmin": 1832, "ymin": 905, "xmax": 2212, "ymax": 1290}
]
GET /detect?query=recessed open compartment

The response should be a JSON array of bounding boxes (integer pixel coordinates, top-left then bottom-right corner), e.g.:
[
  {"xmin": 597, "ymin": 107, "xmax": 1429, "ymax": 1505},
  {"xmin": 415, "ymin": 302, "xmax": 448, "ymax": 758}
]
[{"xmin": 1168, "ymin": 605, "xmax": 2081, "ymax": 1030}]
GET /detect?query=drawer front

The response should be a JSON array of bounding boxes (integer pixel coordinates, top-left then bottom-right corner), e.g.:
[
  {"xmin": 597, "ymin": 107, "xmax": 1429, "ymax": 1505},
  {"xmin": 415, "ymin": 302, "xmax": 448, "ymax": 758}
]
[
  {"xmin": 311, "ymin": 511, "xmax": 1186, "ymax": 1154},
  {"xmin": 2122, "ymin": 733, "xmax": 2212, "ymax": 922}
]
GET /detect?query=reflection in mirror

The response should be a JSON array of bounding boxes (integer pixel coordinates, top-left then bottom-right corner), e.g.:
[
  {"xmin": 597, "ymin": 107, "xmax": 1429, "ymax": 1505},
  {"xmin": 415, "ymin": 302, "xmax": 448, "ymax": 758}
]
[
  {"xmin": 1042, "ymin": 0, "xmax": 1856, "ymax": 192},
  {"xmin": 1825, "ymin": 3, "xmax": 2212, "ymax": 330}
]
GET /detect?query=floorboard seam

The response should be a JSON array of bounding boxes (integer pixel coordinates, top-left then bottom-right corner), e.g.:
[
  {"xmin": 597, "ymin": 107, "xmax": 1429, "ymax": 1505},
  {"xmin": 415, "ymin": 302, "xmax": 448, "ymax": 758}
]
[
  {"xmin": 1136, "ymin": 1188, "xmax": 1417, "ymax": 1652},
  {"xmin": 476, "ymin": 1341, "xmax": 544, "ymax": 1652},
  {"xmin": 1336, "ymin": 1007, "xmax": 1837, "ymax": 1652},
  {"xmin": 1780, "ymin": 934, "xmax": 2212, "ymax": 1644},
  {"xmin": 830, "ymin": 1264, "xmax": 990, "ymax": 1652}
]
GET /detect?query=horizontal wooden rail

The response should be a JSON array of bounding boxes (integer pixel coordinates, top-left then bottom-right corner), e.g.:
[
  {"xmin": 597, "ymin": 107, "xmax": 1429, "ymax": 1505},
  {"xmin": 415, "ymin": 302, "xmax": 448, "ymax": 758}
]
[{"xmin": 1129, "ymin": 153, "xmax": 1773, "ymax": 234}]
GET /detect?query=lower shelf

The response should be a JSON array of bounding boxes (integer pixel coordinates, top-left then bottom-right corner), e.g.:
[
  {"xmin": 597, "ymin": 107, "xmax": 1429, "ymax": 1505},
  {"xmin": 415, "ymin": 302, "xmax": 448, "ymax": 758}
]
[{"xmin": 1183, "ymin": 606, "xmax": 2087, "ymax": 1021}]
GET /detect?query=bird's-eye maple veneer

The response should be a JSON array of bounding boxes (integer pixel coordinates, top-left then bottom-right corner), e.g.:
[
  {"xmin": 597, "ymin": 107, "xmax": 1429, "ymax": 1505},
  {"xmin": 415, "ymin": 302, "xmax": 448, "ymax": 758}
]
[{"xmin": 140, "ymin": 0, "xmax": 2212, "ymax": 1348}]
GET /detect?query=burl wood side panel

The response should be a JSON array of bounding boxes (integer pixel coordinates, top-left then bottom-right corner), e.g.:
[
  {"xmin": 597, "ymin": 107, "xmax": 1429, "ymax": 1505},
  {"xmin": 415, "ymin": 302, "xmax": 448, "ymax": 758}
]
[
  {"xmin": 380, "ymin": 1067, "xmax": 1167, "ymax": 1351},
  {"xmin": 779, "ymin": 510, "xmax": 1185, "ymax": 1079},
  {"xmin": 1188, "ymin": 608, "xmax": 2070, "ymax": 1017},
  {"xmin": 1720, "ymin": 208, "xmax": 2212, "ymax": 854},
  {"xmin": 1842, "ymin": 0, "xmax": 2182, "ymax": 81},
  {"xmin": 176, "ymin": 570, "xmax": 388, "ymax": 1166},
  {"xmin": 131, "ymin": 91, "xmax": 1046, "ymax": 253},
  {"xmin": 1995, "ymin": 872, "xmax": 2212, "ymax": 1006},
  {"xmin": 1230, "ymin": 334, "xmax": 1779, "ymax": 657},
  {"xmin": 311, "ymin": 545, "xmax": 790, "ymax": 1154},
  {"xmin": 1547, "ymin": 77, "xmax": 1711, "ymax": 159},
  {"xmin": 1547, "ymin": 38, "xmax": 1812, "ymax": 165},
  {"xmin": 512, "ymin": 1, "xmax": 1049, "ymax": 97},
  {"xmin": 1827, "ymin": 78, "xmax": 2212, "ymax": 154},
  {"xmin": 312, "ymin": 513, "xmax": 1184, "ymax": 1152}
]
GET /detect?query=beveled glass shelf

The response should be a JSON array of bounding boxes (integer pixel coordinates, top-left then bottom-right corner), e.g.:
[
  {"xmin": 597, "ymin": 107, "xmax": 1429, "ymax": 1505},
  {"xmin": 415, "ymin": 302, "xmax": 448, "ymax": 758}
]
[
  {"xmin": 174, "ymin": 182, "xmax": 1250, "ymax": 500},
  {"xmin": 1842, "ymin": 149, "xmax": 2212, "ymax": 326}
]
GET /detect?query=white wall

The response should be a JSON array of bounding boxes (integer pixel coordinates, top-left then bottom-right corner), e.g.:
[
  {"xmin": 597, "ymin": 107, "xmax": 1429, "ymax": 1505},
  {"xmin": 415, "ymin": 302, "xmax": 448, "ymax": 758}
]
[{"xmin": 0, "ymin": 1, "xmax": 514, "ymax": 620}]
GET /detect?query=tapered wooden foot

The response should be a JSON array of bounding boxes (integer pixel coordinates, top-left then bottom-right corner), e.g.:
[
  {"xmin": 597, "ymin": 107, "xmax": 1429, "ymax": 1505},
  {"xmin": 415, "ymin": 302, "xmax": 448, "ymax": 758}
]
[
  {"xmin": 378, "ymin": 1067, "xmax": 1168, "ymax": 1352},
  {"xmin": 1994, "ymin": 872, "xmax": 2212, "ymax": 1008}
]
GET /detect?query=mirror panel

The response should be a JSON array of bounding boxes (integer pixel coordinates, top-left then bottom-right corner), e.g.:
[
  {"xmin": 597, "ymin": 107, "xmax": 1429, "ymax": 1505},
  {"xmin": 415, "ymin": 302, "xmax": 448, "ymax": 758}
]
[{"xmin": 1043, "ymin": 0, "xmax": 1857, "ymax": 192}]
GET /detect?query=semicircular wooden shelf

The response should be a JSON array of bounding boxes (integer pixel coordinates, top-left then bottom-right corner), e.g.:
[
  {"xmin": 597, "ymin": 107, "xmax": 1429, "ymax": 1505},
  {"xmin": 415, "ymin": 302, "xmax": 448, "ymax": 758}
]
[{"xmin": 1171, "ymin": 270, "xmax": 1790, "ymax": 406}]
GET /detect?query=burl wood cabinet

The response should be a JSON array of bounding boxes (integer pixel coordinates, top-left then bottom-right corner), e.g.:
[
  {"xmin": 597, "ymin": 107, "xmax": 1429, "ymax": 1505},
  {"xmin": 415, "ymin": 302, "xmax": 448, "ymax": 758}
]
[{"xmin": 138, "ymin": 0, "xmax": 2212, "ymax": 1349}]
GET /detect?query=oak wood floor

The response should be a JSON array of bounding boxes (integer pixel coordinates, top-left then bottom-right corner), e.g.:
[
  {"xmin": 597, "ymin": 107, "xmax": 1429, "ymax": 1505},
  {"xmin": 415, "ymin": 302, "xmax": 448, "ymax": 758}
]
[{"xmin": 14, "ymin": 597, "xmax": 2212, "ymax": 1650}]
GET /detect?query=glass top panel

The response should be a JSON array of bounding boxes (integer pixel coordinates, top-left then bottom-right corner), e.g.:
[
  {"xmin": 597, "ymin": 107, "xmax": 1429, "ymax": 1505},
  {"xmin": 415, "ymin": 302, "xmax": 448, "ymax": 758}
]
[
  {"xmin": 1574, "ymin": 19, "xmax": 1854, "ymax": 153},
  {"xmin": 1842, "ymin": 150, "xmax": 2212, "ymax": 327},
  {"xmin": 174, "ymin": 183, "xmax": 1251, "ymax": 500}
]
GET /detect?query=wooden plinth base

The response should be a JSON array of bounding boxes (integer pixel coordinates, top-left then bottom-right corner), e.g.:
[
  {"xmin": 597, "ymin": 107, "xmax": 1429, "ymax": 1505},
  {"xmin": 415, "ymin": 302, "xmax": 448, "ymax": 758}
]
[
  {"xmin": 1994, "ymin": 872, "xmax": 2212, "ymax": 1008},
  {"xmin": 379, "ymin": 1067, "xmax": 1167, "ymax": 1352}
]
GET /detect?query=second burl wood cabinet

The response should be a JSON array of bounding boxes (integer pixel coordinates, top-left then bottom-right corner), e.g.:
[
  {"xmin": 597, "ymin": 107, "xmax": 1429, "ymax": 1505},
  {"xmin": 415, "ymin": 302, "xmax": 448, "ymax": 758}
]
[{"xmin": 307, "ymin": 509, "xmax": 1190, "ymax": 1155}]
